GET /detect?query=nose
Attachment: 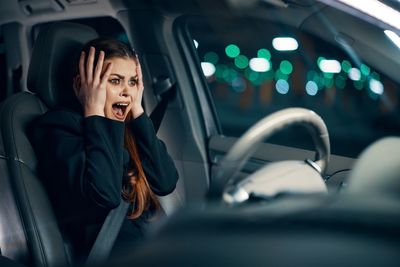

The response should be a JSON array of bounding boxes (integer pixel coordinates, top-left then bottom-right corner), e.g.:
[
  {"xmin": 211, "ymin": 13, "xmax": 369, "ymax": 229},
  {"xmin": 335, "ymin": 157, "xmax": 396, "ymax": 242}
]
[{"xmin": 120, "ymin": 82, "xmax": 132, "ymax": 98}]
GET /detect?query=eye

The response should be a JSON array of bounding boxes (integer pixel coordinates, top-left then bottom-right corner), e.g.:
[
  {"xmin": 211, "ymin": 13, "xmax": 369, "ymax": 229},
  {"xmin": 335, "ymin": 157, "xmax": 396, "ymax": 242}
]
[
  {"xmin": 128, "ymin": 78, "xmax": 138, "ymax": 86},
  {"xmin": 109, "ymin": 78, "xmax": 121, "ymax": 85}
]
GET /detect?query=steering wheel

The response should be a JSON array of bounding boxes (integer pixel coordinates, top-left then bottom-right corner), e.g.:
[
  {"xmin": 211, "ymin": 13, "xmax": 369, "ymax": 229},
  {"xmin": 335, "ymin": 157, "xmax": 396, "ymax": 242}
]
[{"xmin": 209, "ymin": 108, "xmax": 330, "ymax": 204}]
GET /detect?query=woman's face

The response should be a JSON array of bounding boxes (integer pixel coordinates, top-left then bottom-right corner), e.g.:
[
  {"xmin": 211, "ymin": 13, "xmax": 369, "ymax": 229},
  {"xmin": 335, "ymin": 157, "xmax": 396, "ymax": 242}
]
[{"xmin": 103, "ymin": 56, "xmax": 138, "ymax": 121}]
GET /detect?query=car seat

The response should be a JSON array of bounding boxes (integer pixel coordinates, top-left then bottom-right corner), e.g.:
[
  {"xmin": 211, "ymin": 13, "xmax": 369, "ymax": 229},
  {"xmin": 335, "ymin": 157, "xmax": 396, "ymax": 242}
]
[{"xmin": 0, "ymin": 22, "xmax": 98, "ymax": 267}]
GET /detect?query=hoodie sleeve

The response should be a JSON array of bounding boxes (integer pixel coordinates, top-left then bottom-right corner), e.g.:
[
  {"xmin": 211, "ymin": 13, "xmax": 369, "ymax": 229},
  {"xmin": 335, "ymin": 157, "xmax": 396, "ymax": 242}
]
[
  {"xmin": 32, "ymin": 110, "xmax": 125, "ymax": 210},
  {"xmin": 128, "ymin": 113, "xmax": 179, "ymax": 196}
]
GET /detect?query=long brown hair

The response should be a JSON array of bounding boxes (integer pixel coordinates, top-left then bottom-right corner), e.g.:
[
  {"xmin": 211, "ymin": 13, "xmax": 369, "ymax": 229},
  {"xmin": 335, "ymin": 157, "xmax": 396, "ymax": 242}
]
[
  {"xmin": 80, "ymin": 38, "xmax": 160, "ymax": 219},
  {"xmin": 123, "ymin": 112, "xmax": 161, "ymax": 219}
]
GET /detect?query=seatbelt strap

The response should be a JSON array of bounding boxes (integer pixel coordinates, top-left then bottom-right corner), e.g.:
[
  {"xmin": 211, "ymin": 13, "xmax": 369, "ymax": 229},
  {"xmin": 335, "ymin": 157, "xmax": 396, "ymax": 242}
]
[
  {"xmin": 150, "ymin": 77, "xmax": 176, "ymax": 132},
  {"xmin": 85, "ymin": 201, "xmax": 130, "ymax": 266}
]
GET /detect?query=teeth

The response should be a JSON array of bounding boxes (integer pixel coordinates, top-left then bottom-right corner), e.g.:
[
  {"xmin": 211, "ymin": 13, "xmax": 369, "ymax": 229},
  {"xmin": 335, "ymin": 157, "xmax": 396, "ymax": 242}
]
[{"xmin": 115, "ymin": 103, "xmax": 129, "ymax": 107}]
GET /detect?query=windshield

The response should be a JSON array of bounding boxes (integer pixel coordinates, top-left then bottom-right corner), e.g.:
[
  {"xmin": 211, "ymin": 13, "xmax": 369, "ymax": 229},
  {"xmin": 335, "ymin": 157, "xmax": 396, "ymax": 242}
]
[{"xmin": 188, "ymin": 3, "xmax": 400, "ymax": 158}]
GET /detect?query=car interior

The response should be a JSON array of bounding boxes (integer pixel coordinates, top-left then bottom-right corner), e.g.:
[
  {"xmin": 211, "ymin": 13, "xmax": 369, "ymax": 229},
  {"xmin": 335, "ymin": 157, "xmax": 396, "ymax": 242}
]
[{"xmin": 0, "ymin": 0, "xmax": 399, "ymax": 266}]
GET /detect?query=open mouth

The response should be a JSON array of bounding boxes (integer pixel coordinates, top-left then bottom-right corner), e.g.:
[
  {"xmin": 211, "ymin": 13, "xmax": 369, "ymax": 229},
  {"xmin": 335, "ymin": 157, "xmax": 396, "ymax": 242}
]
[{"xmin": 112, "ymin": 102, "xmax": 130, "ymax": 120}]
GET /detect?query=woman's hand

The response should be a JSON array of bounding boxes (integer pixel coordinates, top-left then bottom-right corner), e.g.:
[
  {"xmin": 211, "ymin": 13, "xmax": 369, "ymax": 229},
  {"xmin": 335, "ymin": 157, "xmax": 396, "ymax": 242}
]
[
  {"xmin": 73, "ymin": 47, "xmax": 113, "ymax": 117},
  {"xmin": 130, "ymin": 62, "xmax": 144, "ymax": 119}
]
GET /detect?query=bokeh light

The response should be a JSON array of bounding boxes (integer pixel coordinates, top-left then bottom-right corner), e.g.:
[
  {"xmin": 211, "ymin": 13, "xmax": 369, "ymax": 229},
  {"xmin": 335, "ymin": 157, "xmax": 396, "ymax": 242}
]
[
  {"xmin": 348, "ymin": 68, "xmax": 361, "ymax": 81},
  {"xmin": 201, "ymin": 62, "xmax": 216, "ymax": 77},
  {"xmin": 275, "ymin": 69, "xmax": 289, "ymax": 81},
  {"xmin": 341, "ymin": 60, "xmax": 352, "ymax": 73},
  {"xmin": 272, "ymin": 37, "xmax": 299, "ymax": 51},
  {"xmin": 306, "ymin": 81, "xmax": 318, "ymax": 96},
  {"xmin": 369, "ymin": 78, "xmax": 384, "ymax": 95},
  {"xmin": 249, "ymin": 58, "xmax": 271, "ymax": 72},
  {"xmin": 280, "ymin": 60, "xmax": 293, "ymax": 75},
  {"xmin": 275, "ymin": 79, "xmax": 289, "ymax": 94},
  {"xmin": 204, "ymin": 52, "xmax": 219, "ymax": 64},
  {"xmin": 319, "ymin": 59, "xmax": 341, "ymax": 73},
  {"xmin": 225, "ymin": 44, "xmax": 240, "ymax": 58},
  {"xmin": 257, "ymin": 48, "xmax": 271, "ymax": 60},
  {"xmin": 360, "ymin": 64, "xmax": 370, "ymax": 76},
  {"xmin": 193, "ymin": 39, "xmax": 199, "ymax": 49},
  {"xmin": 335, "ymin": 75, "xmax": 346, "ymax": 89},
  {"xmin": 231, "ymin": 76, "xmax": 246, "ymax": 92},
  {"xmin": 234, "ymin": 55, "xmax": 249, "ymax": 69}
]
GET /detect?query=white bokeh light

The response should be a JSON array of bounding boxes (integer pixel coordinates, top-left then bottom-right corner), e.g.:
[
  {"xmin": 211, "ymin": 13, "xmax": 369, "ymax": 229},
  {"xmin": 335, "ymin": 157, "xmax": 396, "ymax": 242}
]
[
  {"xmin": 193, "ymin": 39, "xmax": 199, "ymax": 49},
  {"xmin": 348, "ymin": 68, "xmax": 361, "ymax": 81},
  {"xmin": 272, "ymin": 37, "xmax": 298, "ymax": 51},
  {"xmin": 369, "ymin": 79, "xmax": 384, "ymax": 95},
  {"xmin": 249, "ymin": 58, "xmax": 271, "ymax": 72},
  {"xmin": 201, "ymin": 62, "xmax": 216, "ymax": 77},
  {"xmin": 319, "ymin": 59, "xmax": 341, "ymax": 73}
]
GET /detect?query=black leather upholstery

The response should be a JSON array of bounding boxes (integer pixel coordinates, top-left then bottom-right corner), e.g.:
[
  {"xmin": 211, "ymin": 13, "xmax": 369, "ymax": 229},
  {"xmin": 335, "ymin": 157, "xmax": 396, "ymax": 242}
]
[
  {"xmin": 28, "ymin": 22, "xmax": 98, "ymax": 109},
  {"xmin": 0, "ymin": 22, "xmax": 98, "ymax": 267}
]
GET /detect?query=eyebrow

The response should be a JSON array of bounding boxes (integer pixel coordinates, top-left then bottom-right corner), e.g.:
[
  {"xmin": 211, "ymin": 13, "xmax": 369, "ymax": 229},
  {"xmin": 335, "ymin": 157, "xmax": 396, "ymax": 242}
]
[{"xmin": 109, "ymin": 74, "xmax": 138, "ymax": 80}]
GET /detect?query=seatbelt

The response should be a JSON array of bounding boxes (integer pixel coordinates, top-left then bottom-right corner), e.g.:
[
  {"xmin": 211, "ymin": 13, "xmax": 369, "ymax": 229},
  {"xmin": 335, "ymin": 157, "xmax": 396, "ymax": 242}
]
[
  {"xmin": 85, "ymin": 78, "xmax": 176, "ymax": 266},
  {"xmin": 150, "ymin": 77, "xmax": 176, "ymax": 132},
  {"xmin": 85, "ymin": 201, "xmax": 129, "ymax": 266}
]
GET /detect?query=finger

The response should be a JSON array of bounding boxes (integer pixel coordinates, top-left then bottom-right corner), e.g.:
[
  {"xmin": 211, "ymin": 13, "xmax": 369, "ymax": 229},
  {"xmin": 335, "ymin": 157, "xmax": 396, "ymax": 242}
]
[
  {"xmin": 100, "ymin": 62, "xmax": 113, "ymax": 87},
  {"xmin": 79, "ymin": 51, "xmax": 86, "ymax": 83},
  {"xmin": 86, "ymin": 46, "xmax": 95, "ymax": 82},
  {"xmin": 136, "ymin": 63, "xmax": 144, "ymax": 90},
  {"xmin": 93, "ymin": 50, "xmax": 105, "ymax": 84}
]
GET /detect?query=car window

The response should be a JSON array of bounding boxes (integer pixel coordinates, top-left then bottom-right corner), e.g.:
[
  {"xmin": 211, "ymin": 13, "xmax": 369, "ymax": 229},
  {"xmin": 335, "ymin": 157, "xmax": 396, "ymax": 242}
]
[{"xmin": 188, "ymin": 16, "xmax": 400, "ymax": 158}]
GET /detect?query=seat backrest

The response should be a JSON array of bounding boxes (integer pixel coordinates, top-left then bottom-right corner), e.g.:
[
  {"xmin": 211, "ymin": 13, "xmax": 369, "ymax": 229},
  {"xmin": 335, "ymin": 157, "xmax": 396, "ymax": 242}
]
[{"xmin": 0, "ymin": 22, "xmax": 98, "ymax": 267}]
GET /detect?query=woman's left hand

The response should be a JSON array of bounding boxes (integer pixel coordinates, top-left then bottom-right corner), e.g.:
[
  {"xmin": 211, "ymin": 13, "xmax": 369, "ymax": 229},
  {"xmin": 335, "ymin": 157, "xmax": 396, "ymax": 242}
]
[{"xmin": 131, "ymin": 62, "xmax": 145, "ymax": 119}]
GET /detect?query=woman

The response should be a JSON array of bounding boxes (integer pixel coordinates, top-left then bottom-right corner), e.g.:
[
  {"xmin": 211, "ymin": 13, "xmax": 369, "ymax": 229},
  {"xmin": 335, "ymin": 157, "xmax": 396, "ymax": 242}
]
[{"xmin": 30, "ymin": 38, "xmax": 179, "ymax": 261}]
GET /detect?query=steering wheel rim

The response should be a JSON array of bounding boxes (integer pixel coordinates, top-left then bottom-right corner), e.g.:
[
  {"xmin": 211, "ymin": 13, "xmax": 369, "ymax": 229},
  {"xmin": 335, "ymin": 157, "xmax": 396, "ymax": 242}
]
[{"xmin": 209, "ymin": 108, "xmax": 330, "ymax": 200}]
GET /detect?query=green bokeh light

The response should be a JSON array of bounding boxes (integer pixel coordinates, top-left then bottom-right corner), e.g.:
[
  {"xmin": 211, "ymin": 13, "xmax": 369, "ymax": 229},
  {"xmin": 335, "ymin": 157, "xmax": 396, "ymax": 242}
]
[
  {"xmin": 225, "ymin": 44, "xmax": 240, "ymax": 58},
  {"xmin": 204, "ymin": 52, "xmax": 219, "ymax": 65},
  {"xmin": 280, "ymin": 60, "xmax": 293, "ymax": 75},
  {"xmin": 224, "ymin": 69, "xmax": 239, "ymax": 83},
  {"xmin": 360, "ymin": 64, "xmax": 370, "ymax": 76},
  {"xmin": 371, "ymin": 71, "xmax": 380, "ymax": 80},
  {"xmin": 275, "ymin": 69, "xmax": 288, "ymax": 81},
  {"xmin": 341, "ymin": 60, "xmax": 352, "ymax": 73},
  {"xmin": 323, "ymin": 72, "xmax": 334, "ymax": 79},
  {"xmin": 324, "ymin": 77, "xmax": 334, "ymax": 88},
  {"xmin": 215, "ymin": 64, "xmax": 227, "ymax": 81},
  {"xmin": 257, "ymin": 48, "xmax": 271, "ymax": 60},
  {"xmin": 234, "ymin": 55, "xmax": 249, "ymax": 69},
  {"xmin": 335, "ymin": 75, "xmax": 346, "ymax": 89},
  {"xmin": 354, "ymin": 80, "xmax": 364, "ymax": 90}
]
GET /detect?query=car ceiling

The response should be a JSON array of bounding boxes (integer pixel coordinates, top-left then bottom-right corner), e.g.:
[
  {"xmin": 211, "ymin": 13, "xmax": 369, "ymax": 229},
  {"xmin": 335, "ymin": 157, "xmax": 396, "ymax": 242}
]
[{"xmin": 0, "ymin": 0, "xmax": 399, "ymax": 84}]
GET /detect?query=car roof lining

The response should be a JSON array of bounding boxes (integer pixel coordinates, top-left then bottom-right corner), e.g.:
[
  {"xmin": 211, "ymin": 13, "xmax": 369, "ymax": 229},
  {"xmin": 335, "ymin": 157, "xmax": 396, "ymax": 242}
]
[{"xmin": 0, "ymin": 0, "xmax": 399, "ymax": 84}]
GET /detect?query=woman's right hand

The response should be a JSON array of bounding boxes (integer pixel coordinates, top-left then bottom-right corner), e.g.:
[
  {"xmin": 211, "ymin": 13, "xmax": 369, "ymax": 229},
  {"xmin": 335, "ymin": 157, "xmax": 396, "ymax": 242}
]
[{"xmin": 73, "ymin": 47, "xmax": 113, "ymax": 117}]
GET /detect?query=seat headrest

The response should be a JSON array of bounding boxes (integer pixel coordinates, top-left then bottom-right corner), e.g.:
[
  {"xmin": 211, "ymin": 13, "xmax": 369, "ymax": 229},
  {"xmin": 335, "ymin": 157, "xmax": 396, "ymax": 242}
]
[{"xmin": 27, "ymin": 22, "xmax": 98, "ymax": 109}]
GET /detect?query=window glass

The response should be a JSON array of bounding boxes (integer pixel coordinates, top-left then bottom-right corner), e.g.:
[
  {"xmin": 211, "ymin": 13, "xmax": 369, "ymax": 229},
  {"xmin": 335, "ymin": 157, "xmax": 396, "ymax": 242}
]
[{"xmin": 189, "ymin": 17, "xmax": 400, "ymax": 157}]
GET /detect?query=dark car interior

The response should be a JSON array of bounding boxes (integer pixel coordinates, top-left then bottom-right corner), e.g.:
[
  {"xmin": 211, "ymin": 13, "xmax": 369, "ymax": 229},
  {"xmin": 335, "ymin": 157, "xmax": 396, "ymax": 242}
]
[{"xmin": 0, "ymin": 0, "xmax": 400, "ymax": 266}]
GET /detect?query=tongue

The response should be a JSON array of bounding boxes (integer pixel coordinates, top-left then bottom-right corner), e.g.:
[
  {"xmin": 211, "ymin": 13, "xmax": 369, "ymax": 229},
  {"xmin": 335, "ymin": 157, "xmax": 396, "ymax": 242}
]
[{"xmin": 113, "ymin": 106, "xmax": 124, "ymax": 117}]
